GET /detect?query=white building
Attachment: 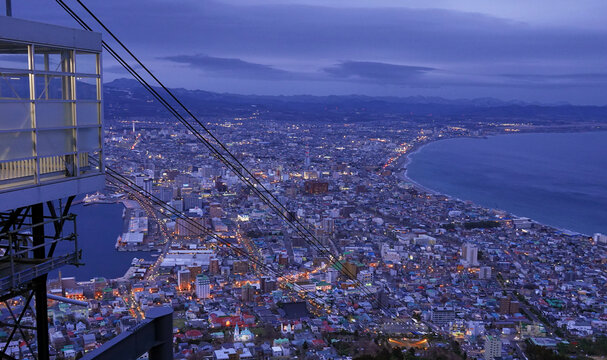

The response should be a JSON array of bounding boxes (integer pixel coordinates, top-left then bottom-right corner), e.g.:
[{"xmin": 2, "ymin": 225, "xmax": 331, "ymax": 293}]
[
  {"xmin": 593, "ymin": 233, "xmax": 607, "ymax": 244},
  {"xmin": 484, "ymin": 335, "xmax": 502, "ymax": 360},
  {"xmin": 479, "ymin": 266, "xmax": 492, "ymax": 280},
  {"xmin": 462, "ymin": 243, "xmax": 479, "ymax": 266},
  {"xmin": 196, "ymin": 274, "xmax": 210, "ymax": 299}
]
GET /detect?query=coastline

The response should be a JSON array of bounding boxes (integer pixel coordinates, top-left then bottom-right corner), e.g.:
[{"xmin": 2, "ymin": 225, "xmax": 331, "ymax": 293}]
[{"xmin": 398, "ymin": 132, "xmax": 599, "ymax": 237}]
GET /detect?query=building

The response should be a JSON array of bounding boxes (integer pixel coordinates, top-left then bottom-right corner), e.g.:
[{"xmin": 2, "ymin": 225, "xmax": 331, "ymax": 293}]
[
  {"xmin": 241, "ymin": 284, "xmax": 255, "ymax": 303},
  {"xmin": 462, "ymin": 243, "xmax": 479, "ymax": 266},
  {"xmin": 498, "ymin": 297, "xmax": 520, "ymax": 315},
  {"xmin": 304, "ymin": 180, "xmax": 329, "ymax": 194},
  {"xmin": 183, "ymin": 193, "xmax": 203, "ymax": 210},
  {"xmin": 209, "ymin": 258, "xmax": 220, "ymax": 275},
  {"xmin": 593, "ymin": 233, "xmax": 607, "ymax": 244},
  {"xmin": 233, "ymin": 260, "xmax": 249, "ymax": 275},
  {"xmin": 195, "ymin": 274, "xmax": 210, "ymax": 299},
  {"xmin": 233, "ymin": 324, "xmax": 254, "ymax": 342},
  {"xmin": 177, "ymin": 269, "xmax": 191, "ymax": 291},
  {"xmin": 326, "ymin": 268, "xmax": 339, "ymax": 284},
  {"xmin": 357, "ymin": 270, "xmax": 373, "ymax": 285},
  {"xmin": 431, "ymin": 306, "xmax": 455, "ymax": 325},
  {"xmin": 484, "ymin": 335, "xmax": 502, "ymax": 360},
  {"xmin": 342, "ymin": 261, "xmax": 359, "ymax": 279},
  {"xmin": 0, "ymin": 18, "xmax": 104, "ymax": 211},
  {"xmin": 0, "ymin": 15, "xmax": 105, "ymax": 360},
  {"xmin": 260, "ymin": 276, "xmax": 277, "ymax": 293},
  {"xmin": 209, "ymin": 202, "xmax": 223, "ymax": 218},
  {"xmin": 479, "ymin": 266, "xmax": 492, "ymax": 280},
  {"xmin": 175, "ymin": 215, "xmax": 204, "ymax": 237}
]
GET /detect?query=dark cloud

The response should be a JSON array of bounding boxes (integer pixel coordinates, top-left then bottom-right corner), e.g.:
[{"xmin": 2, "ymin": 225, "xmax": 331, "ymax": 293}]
[
  {"xmin": 324, "ymin": 61, "xmax": 435, "ymax": 84},
  {"xmin": 12, "ymin": 0, "xmax": 607, "ymax": 103},
  {"xmin": 161, "ymin": 54, "xmax": 296, "ymax": 80}
]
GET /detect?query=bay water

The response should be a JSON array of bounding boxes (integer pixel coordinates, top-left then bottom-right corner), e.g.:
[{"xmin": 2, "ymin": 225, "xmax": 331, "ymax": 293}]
[{"xmin": 406, "ymin": 131, "xmax": 607, "ymax": 235}]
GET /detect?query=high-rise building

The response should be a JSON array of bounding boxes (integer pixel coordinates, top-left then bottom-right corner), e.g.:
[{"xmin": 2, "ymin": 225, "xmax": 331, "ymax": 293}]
[
  {"xmin": 143, "ymin": 178, "xmax": 153, "ymax": 194},
  {"xmin": 260, "ymin": 276, "xmax": 277, "ymax": 293},
  {"xmin": 593, "ymin": 233, "xmax": 607, "ymax": 244},
  {"xmin": 462, "ymin": 243, "xmax": 479, "ymax": 266},
  {"xmin": 134, "ymin": 174, "xmax": 147, "ymax": 188},
  {"xmin": 241, "ymin": 284, "xmax": 255, "ymax": 303},
  {"xmin": 152, "ymin": 186, "xmax": 173, "ymax": 203},
  {"xmin": 175, "ymin": 215, "xmax": 204, "ymax": 237},
  {"xmin": 484, "ymin": 335, "xmax": 502, "ymax": 360},
  {"xmin": 209, "ymin": 258, "xmax": 220, "ymax": 274},
  {"xmin": 479, "ymin": 266, "xmax": 492, "ymax": 280},
  {"xmin": 357, "ymin": 270, "xmax": 373, "ymax": 285},
  {"xmin": 209, "ymin": 202, "xmax": 223, "ymax": 218},
  {"xmin": 498, "ymin": 296, "xmax": 520, "ymax": 315},
  {"xmin": 322, "ymin": 218, "xmax": 335, "ymax": 235},
  {"xmin": 304, "ymin": 149, "xmax": 311, "ymax": 168},
  {"xmin": 431, "ymin": 306, "xmax": 455, "ymax": 324},
  {"xmin": 304, "ymin": 180, "xmax": 329, "ymax": 194},
  {"xmin": 177, "ymin": 269, "xmax": 191, "ymax": 291},
  {"xmin": 233, "ymin": 260, "xmax": 249, "ymax": 275},
  {"xmin": 183, "ymin": 193, "xmax": 203, "ymax": 211},
  {"xmin": 195, "ymin": 274, "xmax": 210, "ymax": 299},
  {"xmin": 209, "ymin": 258, "xmax": 220, "ymax": 275},
  {"xmin": 342, "ymin": 261, "xmax": 359, "ymax": 279},
  {"xmin": 326, "ymin": 268, "xmax": 339, "ymax": 284}
]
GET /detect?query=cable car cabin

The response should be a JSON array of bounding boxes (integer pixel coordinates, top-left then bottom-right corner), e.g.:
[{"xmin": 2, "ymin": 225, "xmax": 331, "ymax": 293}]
[{"xmin": 0, "ymin": 16, "xmax": 104, "ymax": 211}]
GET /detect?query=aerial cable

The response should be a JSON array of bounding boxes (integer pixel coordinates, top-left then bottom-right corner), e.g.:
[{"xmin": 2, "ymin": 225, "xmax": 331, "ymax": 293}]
[
  {"xmin": 56, "ymin": 0, "xmax": 396, "ymax": 317},
  {"xmin": 104, "ymin": 169, "xmax": 355, "ymax": 317}
]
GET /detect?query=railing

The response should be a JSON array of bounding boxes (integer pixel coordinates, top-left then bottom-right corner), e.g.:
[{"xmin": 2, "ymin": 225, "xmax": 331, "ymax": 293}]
[
  {"xmin": 0, "ymin": 152, "xmax": 98, "ymax": 190},
  {"xmin": 0, "ymin": 158, "xmax": 36, "ymax": 181}
]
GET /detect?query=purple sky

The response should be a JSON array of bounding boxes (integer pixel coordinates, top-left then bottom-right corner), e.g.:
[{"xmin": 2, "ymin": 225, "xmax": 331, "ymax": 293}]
[{"xmin": 13, "ymin": 0, "xmax": 607, "ymax": 104}]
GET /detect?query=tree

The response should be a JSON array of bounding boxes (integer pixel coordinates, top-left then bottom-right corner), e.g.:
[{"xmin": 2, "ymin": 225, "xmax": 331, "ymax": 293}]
[
  {"xmin": 391, "ymin": 347, "xmax": 404, "ymax": 360},
  {"xmin": 405, "ymin": 348, "xmax": 416, "ymax": 360}
]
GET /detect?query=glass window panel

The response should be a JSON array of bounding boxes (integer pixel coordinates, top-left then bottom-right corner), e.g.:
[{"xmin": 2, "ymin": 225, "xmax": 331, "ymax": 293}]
[
  {"xmin": 76, "ymin": 102, "xmax": 99, "ymax": 125},
  {"xmin": 35, "ymin": 102, "xmax": 73, "ymax": 128},
  {"xmin": 0, "ymin": 73, "xmax": 30, "ymax": 99},
  {"xmin": 76, "ymin": 52, "xmax": 97, "ymax": 74},
  {"xmin": 35, "ymin": 75, "xmax": 71, "ymax": 100},
  {"xmin": 0, "ymin": 102, "xmax": 32, "ymax": 130},
  {"xmin": 0, "ymin": 41, "xmax": 29, "ymax": 70},
  {"xmin": 77, "ymin": 127, "xmax": 100, "ymax": 151},
  {"xmin": 37, "ymin": 129, "xmax": 74, "ymax": 155},
  {"xmin": 0, "ymin": 131, "xmax": 34, "ymax": 160},
  {"xmin": 34, "ymin": 47, "xmax": 72, "ymax": 73},
  {"xmin": 75, "ymin": 77, "xmax": 97, "ymax": 100}
]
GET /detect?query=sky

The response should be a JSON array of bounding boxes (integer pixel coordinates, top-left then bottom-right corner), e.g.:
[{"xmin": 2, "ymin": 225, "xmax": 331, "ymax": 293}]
[{"xmin": 12, "ymin": 0, "xmax": 607, "ymax": 104}]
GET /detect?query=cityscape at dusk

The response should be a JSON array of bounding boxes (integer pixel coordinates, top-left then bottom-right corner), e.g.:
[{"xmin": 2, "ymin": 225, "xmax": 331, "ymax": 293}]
[{"xmin": 1, "ymin": 1, "xmax": 607, "ymax": 360}]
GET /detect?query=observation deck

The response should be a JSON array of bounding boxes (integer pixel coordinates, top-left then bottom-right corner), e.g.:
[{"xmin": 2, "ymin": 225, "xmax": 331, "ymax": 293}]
[{"xmin": 0, "ymin": 16, "xmax": 104, "ymax": 211}]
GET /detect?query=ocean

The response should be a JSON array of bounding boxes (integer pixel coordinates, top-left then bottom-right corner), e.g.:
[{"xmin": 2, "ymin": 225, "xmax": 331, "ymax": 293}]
[
  {"xmin": 51, "ymin": 202, "xmax": 152, "ymax": 281},
  {"xmin": 405, "ymin": 131, "xmax": 607, "ymax": 236}
]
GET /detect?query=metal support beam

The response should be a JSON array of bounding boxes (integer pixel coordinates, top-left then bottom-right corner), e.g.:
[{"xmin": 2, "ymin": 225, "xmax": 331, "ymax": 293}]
[
  {"xmin": 47, "ymin": 293, "xmax": 88, "ymax": 307},
  {"xmin": 82, "ymin": 307, "xmax": 173, "ymax": 360},
  {"xmin": 1, "ymin": 292, "xmax": 34, "ymax": 354},
  {"xmin": 32, "ymin": 203, "xmax": 49, "ymax": 360}
]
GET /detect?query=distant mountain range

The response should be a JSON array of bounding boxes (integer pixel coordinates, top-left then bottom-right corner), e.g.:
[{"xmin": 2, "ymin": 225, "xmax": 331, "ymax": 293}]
[{"xmin": 103, "ymin": 78, "xmax": 607, "ymax": 123}]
